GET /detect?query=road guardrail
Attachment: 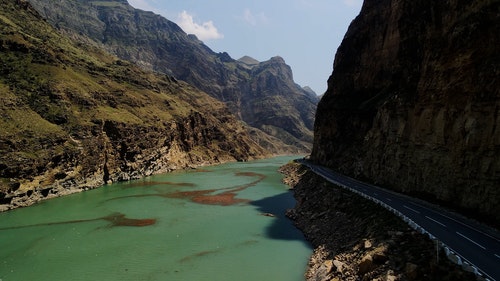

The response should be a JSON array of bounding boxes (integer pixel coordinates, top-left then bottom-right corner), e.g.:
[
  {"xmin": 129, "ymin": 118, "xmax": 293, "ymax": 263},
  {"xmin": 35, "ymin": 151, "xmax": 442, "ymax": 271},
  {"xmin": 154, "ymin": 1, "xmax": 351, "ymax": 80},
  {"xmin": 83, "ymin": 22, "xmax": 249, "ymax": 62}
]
[{"xmin": 304, "ymin": 163, "xmax": 493, "ymax": 281}]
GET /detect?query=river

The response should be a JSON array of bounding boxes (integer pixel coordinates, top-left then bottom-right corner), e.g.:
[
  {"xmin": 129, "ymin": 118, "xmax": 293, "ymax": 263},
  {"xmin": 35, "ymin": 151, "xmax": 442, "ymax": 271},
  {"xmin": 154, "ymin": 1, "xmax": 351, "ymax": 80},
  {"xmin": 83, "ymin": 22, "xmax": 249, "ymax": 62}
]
[{"xmin": 0, "ymin": 156, "xmax": 311, "ymax": 280}]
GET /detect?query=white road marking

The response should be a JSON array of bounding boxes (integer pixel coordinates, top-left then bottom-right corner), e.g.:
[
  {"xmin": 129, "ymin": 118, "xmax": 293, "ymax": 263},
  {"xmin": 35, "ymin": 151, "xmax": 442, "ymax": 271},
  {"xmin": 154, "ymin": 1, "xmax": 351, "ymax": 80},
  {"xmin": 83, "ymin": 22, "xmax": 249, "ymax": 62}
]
[
  {"xmin": 425, "ymin": 216, "xmax": 447, "ymax": 227},
  {"xmin": 406, "ymin": 199, "xmax": 500, "ymax": 243},
  {"xmin": 495, "ymin": 254, "xmax": 500, "ymax": 259},
  {"xmin": 437, "ymin": 212, "xmax": 500, "ymax": 243},
  {"xmin": 403, "ymin": 205, "xmax": 421, "ymax": 214},
  {"xmin": 408, "ymin": 202, "xmax": 431, "ymax": 211},
  {"xmin": 386, "ymin": 198, "xmax": 392, "ymax": 201},
  {"xmin": 456, "ymin": 232, "xmax": 486, "ymax": 250}
]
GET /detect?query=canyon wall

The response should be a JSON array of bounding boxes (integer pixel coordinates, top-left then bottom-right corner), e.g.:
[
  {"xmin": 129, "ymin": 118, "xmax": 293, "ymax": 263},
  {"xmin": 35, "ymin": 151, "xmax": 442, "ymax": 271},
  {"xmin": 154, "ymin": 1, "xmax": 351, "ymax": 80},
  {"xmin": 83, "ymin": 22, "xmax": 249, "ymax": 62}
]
[
  {"xmin": 27, "ymin": 0, "xmax": 319, "ymax": 153},
  {"xmin": 0, "ymin": 0, "xmax": 266, "ymax": 210},
  {"xmin": 312, "ymin": 0, "xmax": 499, "ymax": 224}
]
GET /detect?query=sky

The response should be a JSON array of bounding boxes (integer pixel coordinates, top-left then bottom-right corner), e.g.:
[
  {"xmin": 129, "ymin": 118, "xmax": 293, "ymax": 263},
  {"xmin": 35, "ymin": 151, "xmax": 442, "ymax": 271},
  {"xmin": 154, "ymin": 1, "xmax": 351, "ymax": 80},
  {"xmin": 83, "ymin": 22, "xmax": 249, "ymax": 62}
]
[{"xmin": 127, "ymin": 0, "xmax": 363, "ymax": 95}]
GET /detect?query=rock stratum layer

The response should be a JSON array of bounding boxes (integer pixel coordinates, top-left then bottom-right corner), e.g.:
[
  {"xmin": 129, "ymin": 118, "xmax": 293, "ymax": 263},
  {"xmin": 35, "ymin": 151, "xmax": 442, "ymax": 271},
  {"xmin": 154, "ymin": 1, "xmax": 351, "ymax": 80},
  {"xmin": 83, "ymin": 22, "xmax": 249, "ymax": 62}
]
[
  {"xmin": 0, "ymin": 0, "xmax": 266, "ymax": 210},
  {"xmin": 312, "ymin": 0, "xmax": 500, "ymax": 225},
  {"xmin": 27, "ymin": 0, "xmax": 319, "ymax": 153}
]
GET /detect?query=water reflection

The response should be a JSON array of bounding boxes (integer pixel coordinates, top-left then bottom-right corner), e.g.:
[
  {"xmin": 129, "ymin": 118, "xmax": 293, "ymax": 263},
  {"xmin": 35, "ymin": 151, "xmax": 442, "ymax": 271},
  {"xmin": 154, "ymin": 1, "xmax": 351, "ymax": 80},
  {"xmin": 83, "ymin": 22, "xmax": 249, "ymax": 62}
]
[{"xmin": 251, "ymin": 192, "xmax": 311, "ymax": 244}]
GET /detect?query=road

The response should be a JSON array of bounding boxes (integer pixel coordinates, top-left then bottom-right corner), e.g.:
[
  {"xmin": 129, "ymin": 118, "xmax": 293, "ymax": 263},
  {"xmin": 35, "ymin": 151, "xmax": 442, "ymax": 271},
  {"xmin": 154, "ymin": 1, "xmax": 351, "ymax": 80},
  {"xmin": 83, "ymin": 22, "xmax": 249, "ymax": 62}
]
[{"xmin": 298, "ymin": 159, "xmax": 500, "ymax": 281}]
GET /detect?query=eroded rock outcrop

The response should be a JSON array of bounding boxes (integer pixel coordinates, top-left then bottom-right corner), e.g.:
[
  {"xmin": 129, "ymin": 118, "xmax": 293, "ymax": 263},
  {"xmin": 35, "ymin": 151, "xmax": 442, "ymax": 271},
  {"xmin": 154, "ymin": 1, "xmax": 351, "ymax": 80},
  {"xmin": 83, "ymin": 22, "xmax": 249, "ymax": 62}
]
[{"xmin": 312, "ymin": 0, "xmax": 500, "ymax": 225}]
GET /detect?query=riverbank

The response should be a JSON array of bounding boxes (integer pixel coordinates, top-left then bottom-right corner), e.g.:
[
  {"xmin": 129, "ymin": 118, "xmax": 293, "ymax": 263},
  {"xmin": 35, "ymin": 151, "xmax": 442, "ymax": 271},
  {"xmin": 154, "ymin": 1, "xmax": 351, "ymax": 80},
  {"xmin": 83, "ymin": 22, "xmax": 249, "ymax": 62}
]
[
  {"xmin": 280, "ymin": 163, "xmax": 475, "ymax": 281},
  {"xmin": 0, "ymin": 157, "xmax": 243, "ymax": 213}
]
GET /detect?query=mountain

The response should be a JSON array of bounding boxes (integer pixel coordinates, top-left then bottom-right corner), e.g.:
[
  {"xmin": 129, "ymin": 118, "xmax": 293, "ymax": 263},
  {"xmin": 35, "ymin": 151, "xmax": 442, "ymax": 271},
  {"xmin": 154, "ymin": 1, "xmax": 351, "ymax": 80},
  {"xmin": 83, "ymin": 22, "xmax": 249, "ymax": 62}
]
[
  {"xmin": 27, "ymin": 0, "xmax": 319, "ymax": 153},
  {"xmin": 312, "ymin": 0, "xmax": 499, "ymax": 225},
  {"xmin": 0, "ymin": 0, "xmax": 267, "ymax": 210},
  {"xmin": 237, "ymin": 56, "xmax": 260, "ymax": 67}
]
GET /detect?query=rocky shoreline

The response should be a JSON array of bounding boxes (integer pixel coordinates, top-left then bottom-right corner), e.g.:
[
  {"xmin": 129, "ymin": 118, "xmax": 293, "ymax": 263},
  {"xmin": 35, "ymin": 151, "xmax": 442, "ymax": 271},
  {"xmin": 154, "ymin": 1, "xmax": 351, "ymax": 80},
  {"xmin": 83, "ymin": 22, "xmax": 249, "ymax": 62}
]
[
  {"xmin": 0, "ymin": 157, "xmax": 237, "ymax": 213},
  {"xmin": 280, "ymin": 163, "xmax": 475, "ymax": 281}
]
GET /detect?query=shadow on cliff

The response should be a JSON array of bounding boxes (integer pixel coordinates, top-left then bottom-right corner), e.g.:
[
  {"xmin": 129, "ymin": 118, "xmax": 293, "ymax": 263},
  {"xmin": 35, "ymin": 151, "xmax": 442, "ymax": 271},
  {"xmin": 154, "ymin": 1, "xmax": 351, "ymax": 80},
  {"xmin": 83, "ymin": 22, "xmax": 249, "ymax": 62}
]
[{"xmin": 250, "ymin": 191, "xmax": 311, "ymax": 248}]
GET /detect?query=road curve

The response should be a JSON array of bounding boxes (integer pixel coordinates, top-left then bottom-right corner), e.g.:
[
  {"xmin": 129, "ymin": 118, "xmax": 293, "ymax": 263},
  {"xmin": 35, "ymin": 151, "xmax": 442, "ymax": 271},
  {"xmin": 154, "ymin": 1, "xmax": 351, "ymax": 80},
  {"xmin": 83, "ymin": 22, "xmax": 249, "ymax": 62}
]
[{"xmin": 297, "ymin": 159, "xmax": 500, "ymax": 281}]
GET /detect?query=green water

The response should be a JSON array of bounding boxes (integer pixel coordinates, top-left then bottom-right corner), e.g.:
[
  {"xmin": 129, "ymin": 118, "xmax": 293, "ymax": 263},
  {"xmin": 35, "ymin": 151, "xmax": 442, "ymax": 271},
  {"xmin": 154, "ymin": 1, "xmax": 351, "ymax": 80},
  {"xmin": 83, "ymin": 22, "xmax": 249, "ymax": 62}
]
[{"xmin": 0, "ymin": 156, "xmax": 311, "ymax": 280}]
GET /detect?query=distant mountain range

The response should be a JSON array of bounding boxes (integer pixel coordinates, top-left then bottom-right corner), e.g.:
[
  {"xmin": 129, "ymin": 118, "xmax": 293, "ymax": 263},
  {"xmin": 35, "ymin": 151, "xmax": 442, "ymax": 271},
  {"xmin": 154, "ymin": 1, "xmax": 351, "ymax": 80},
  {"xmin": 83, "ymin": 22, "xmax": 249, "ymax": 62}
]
[{"xmin": 28, "ymin": 0, "xmax": 319, "ymax": 153}]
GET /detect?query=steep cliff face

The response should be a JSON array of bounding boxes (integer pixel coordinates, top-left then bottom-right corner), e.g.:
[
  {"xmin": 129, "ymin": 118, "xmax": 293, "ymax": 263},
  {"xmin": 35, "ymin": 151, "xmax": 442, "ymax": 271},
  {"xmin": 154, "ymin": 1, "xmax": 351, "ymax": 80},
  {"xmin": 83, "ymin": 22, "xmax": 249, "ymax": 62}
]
[
  {"xmin": 242, "ymin": 56, "xmax": 317, "ymax": 146},
  {"xmin": 0, "ymin": 0, "xmax": 266, "ymax": 210},
  {"xmin": 27, "ymin": 0, "xmax": 319, "ymax": 153},
  {"xmin": 312, "ymin": 0, "xmax": 499, "ymax": 224}
]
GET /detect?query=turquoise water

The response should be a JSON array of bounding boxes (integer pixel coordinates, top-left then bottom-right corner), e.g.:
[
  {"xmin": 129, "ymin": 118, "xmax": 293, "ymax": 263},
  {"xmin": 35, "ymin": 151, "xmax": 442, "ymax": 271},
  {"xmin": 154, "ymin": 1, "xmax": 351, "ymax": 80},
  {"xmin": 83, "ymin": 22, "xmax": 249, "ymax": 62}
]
[{"xmin": 0, "ymin": 156, "xmax": 311, "ymax": 281}]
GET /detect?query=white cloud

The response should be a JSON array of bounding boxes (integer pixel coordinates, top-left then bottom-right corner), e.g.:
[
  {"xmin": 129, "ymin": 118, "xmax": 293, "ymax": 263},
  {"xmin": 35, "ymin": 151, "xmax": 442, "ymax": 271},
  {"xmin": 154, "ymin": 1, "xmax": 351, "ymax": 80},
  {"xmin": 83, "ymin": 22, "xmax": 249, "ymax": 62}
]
[
  {"xmin": 242, "ymin": 8, "xmax": 268, "ymax": 26},
  {"xmin": 176, "ymin": 11, "xmax": 224, "ymax": 41}
]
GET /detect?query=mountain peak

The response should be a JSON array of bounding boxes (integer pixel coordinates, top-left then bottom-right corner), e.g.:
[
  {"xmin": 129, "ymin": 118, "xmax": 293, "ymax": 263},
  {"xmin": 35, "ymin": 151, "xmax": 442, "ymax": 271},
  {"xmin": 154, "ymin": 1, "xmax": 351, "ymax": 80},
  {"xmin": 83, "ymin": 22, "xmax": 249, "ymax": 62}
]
[
  {"xmin": 302, "ymin": 86, "xmax": 317, "ymax": 96},
  {"xmin": 238, "ymin": 56, "xmax": 260, "ymax": 66},
  {"xmin": 269, "ymin": 56, "xmax": 285, "ymax": 63}
]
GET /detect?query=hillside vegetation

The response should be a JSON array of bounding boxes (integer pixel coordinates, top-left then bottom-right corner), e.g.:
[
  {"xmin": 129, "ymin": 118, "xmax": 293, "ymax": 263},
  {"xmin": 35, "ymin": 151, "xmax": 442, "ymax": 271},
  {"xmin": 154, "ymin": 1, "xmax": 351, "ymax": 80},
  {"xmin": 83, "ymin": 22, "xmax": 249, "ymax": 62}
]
[
  {"xmin": 0, "ymin": 0, "xmax": 266, "ymax": 210},
  {"xmin": 28, "ymin": 0, "xmax": 319, "ymax": 153}
]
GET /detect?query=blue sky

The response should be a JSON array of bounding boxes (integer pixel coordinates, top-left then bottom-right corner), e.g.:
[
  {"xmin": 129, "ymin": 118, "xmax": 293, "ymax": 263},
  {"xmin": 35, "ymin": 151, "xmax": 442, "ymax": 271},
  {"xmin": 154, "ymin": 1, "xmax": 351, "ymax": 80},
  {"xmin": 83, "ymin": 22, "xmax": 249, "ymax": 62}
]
[{"xmin": 128, "ymin": 0, "xmax": 363, "ymax": 95}]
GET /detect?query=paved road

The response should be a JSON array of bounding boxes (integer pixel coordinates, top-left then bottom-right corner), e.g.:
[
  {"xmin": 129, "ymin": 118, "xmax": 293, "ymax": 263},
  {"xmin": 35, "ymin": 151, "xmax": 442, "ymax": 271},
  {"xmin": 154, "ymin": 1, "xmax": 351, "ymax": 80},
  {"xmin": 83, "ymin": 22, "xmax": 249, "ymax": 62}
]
[{"xmin": 298, "ymin": 159, "xmax": 500, "ymax": 281}]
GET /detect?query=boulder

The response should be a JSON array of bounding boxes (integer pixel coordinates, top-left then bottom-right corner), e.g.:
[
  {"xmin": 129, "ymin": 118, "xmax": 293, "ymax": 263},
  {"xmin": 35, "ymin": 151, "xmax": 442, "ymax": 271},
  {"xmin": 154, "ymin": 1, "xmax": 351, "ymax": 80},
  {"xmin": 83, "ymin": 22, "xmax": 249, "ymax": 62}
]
[
  {"xmin": 333, "ymin": 259, "xmax": 345, "ymax": 273},
  {"xmin": 358, "ymin": 254, "xmax": 374, "ymax": 275}
]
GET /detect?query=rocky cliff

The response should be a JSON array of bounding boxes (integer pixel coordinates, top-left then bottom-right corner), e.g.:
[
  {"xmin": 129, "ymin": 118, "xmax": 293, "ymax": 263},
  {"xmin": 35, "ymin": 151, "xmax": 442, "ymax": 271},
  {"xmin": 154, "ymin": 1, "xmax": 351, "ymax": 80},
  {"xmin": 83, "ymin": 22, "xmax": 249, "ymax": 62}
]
[
  {"xmin": 27, "ymin": 0, "xmax": 319, "ymax": 153},
  {"xmin": 312, "ymin": 0, "xmax": 499, "ymax": 225},
  {"xmin": 0, "ymin": 0, "xmax": 267, "ymax": 210},
  {"xmin": 240, "ymin": 56, "xmax": 317, "ymax": 146}
]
